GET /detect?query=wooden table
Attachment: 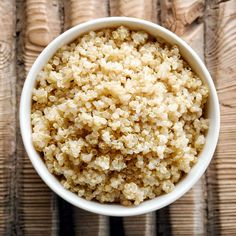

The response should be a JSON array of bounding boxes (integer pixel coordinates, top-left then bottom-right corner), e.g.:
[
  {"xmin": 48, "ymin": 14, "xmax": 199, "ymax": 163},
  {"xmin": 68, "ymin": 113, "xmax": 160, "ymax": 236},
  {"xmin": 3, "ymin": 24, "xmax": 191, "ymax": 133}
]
[{"xmin": 1, "ymin": 0, "xmax": 236, "ymax": 235}]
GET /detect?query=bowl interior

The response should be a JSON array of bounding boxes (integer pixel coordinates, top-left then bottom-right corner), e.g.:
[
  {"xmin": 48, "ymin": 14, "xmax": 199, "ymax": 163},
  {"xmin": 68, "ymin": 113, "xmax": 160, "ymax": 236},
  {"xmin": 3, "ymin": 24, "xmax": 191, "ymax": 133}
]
[{"xmin": 20, "ymin": 17, "xmax": 220, "ymax": 216}]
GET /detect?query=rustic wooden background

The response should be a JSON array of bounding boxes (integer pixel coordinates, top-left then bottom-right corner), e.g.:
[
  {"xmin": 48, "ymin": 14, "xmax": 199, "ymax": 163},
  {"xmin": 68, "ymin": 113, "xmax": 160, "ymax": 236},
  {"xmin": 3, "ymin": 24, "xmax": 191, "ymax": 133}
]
[{"xmin": 0, "ymin": 0, "xmax": 236, "ymax": 235}]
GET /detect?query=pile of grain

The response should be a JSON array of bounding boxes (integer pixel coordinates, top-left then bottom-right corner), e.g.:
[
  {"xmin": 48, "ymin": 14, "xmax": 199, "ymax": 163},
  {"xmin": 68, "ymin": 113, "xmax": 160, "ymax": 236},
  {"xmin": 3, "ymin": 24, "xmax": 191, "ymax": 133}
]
[{"xmin": 31, "ymin": 26, "xmax": 209, "ymax": 205}]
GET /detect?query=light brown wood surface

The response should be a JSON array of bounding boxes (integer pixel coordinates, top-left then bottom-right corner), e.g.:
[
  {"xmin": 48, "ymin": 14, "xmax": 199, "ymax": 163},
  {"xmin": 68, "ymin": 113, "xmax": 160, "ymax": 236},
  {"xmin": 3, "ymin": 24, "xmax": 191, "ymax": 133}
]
[
  {"xmin": 109, "ymin": 0, "xmax": 159, "ymax": 23},
  {"xmin": 0, "ymin": 0, "xmax": 236, "ymax": 235},
  {"xmin": 205, "ymin": 0, "xmax": 236, "ymax": 235},
  {"xmin": 0, "ymin": 0, "xmax": 16, "ymax": 235}
]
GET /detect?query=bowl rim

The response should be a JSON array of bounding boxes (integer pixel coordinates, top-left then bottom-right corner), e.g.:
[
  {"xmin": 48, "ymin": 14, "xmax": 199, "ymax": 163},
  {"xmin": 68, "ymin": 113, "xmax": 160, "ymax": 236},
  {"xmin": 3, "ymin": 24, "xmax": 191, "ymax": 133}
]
[{"xmin": 20, "ymin": 16, "xmax": 220, "ymax": 216}]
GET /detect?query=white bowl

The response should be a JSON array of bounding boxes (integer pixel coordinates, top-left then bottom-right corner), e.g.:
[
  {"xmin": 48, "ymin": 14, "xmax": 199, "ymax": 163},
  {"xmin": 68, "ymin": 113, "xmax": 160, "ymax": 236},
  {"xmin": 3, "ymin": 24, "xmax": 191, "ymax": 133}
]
[{"xmin": 20, "ymin": 17, "xmax": 220, "ymax": 216}]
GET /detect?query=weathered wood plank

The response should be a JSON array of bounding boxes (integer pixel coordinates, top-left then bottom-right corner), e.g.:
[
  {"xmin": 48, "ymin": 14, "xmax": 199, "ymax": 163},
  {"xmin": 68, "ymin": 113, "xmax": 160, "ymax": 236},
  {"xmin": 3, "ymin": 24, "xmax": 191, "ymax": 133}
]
[
  {"xmin": 0, "ymin": 0, "xmax": 16, "ymax": 235},
  {"xmin": 160, "ymin": 0, "xmax": 204, "ymax": 35},
  {"xmin": 169, "ymin": 178, "xmax": 206, "ymax": 235},
  {"xmin": 205, "ymin": 0, "xmax": 236, "ymax": 234},
  {"xmin": 123, "ymin": 213, "xmax": 156, "ymax": 236},
  {"xmin": 24, "ymin": 0, "xmax": 61, "ymax": 72},
  {"xmin": 69, "ymin": 0, "xmax": 108, "ymax": 26},
  {"xmin": 182, "ymin": 23, "xmax": 204, "ymax": 60},
  {"xmin": 20, "ymin": 0, "xmax": 61, "ymax": 235},
  {"xmin": 74, "ymin": 209, "xmax": 109, "ymax": 236},
  {"xmin": 109, "ymin": 0, "xmax": 159, "ymax": 23}
]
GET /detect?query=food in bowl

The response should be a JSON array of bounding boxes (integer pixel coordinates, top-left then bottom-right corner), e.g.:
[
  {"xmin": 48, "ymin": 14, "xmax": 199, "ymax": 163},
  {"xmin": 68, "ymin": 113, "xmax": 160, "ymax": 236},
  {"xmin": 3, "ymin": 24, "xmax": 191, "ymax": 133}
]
[{"xmin": 31, "ymin": 26, "xmax": 209, "ymax": 206}]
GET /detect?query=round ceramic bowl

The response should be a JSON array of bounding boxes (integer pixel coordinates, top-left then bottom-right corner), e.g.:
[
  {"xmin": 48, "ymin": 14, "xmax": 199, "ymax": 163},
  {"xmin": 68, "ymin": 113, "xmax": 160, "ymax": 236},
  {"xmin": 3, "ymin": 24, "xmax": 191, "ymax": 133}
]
[{"xmin": 20, "ymin": 17, "xmax": 220, "ymax": 217}]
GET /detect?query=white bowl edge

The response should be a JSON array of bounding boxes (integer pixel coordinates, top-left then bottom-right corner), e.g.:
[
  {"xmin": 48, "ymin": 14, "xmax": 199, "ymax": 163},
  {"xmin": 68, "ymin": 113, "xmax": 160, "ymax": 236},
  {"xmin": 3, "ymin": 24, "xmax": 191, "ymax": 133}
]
[{"xmin": 20, "ymin": 17, "xmax": 220, "ymax": 217}]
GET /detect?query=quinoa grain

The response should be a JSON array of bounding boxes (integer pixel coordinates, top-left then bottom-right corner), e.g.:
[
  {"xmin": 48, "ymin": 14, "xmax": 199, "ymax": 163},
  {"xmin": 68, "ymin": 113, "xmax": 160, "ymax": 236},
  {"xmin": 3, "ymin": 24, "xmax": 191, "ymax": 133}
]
[{"xmin": 31, "ymin": 26, "xmax": 209, "ymax": 205}]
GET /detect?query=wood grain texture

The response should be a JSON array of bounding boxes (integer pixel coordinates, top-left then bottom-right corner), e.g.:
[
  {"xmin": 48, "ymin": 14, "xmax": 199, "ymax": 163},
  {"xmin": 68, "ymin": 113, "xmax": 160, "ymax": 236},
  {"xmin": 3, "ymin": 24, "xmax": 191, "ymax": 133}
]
[
  {"xmin": 69, "ymin": 0, "xmax": 108, "ymax": 26},
  {"xmin": 26, "ymin": 0, "xmax": 61, "ymax": 46},
  {"xmin": 160, "ymin": 0, "xmax": 204, "ymax": 35},
  {"xmin": 182, "ymin": 23, "xmax": 204, "ymax": 60},
  {"xmin": 123, "ymin": 213, "xmax": 156, "ymax": 236},
  {"xmin": 109, "ymin": 0, "xmax": 159, "ymax": 23},
  {"xmin": 169, "ymin": 178, "xmax": 207, "ymax": 235},
  {"xmin": 74, "ymin": 209, "xmax": 109, "ymax": 236},
  {"xmin": 21, "ymin": 0, "xmax": 61, "ymax": 235},
  {"xmin": 24, "ymin": 0, "xmax": 61, "ymax": 72},
  {"xmin": 205, "ymin": 0, "xmax": 236, "ymax": 235},
  {"xmin": 0, "ymin": 0, "xmax": 16, "ymax": 235}
]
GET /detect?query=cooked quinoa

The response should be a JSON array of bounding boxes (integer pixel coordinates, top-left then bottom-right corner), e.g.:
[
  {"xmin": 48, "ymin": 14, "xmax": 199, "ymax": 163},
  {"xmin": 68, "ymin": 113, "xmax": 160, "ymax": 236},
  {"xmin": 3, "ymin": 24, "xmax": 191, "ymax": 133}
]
[{"xmin": 31, "ymin": 26, "xmax": 209, "ymax": 206}]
